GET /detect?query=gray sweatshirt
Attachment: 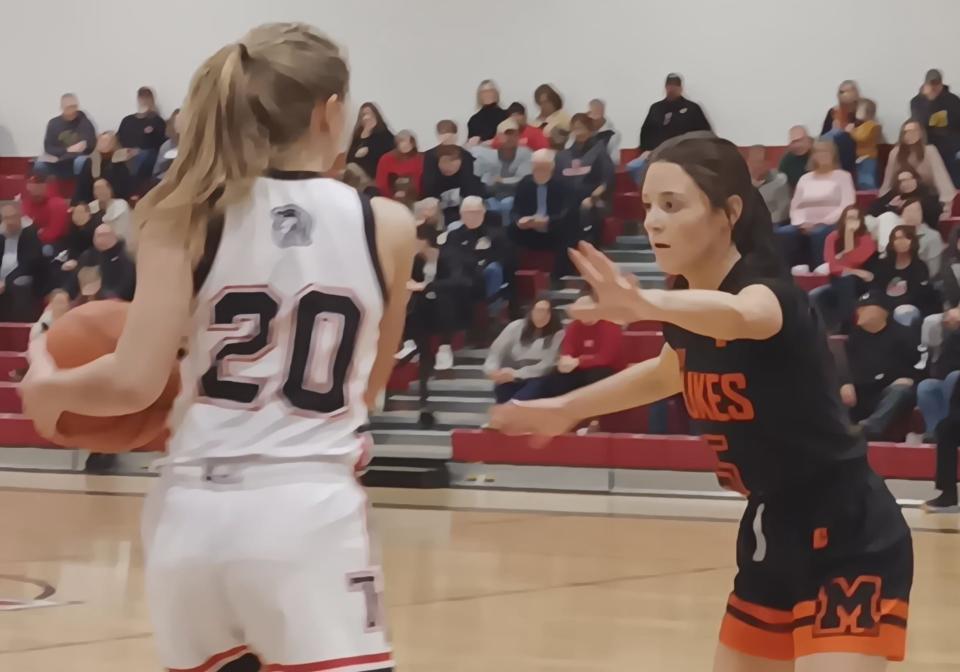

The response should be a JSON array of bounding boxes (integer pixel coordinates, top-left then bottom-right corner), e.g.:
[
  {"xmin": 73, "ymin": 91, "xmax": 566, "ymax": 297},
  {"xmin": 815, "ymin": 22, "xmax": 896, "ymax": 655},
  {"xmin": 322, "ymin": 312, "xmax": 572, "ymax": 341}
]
[
  {"xmin": 471, "ymin": 146, "xmax": 533, "ymax": 198},
  {"xmin": 483, "ymin": 319, "xmax": 563, "ymax": 380},
  {"xmin": 757, "ymin": 171, "xmax": 791, "ymax": 225}
]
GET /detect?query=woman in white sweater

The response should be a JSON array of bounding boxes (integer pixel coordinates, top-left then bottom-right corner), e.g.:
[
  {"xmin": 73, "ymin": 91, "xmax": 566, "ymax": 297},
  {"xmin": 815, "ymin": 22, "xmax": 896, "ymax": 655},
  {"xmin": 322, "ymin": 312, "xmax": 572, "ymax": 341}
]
[
  {"xmin": 881, "ymin": 120, "xmax": 956, "ymax": 215},
  {"xmin": 484, "ymin": 297, "xmax": 564, "ymax": 402}
]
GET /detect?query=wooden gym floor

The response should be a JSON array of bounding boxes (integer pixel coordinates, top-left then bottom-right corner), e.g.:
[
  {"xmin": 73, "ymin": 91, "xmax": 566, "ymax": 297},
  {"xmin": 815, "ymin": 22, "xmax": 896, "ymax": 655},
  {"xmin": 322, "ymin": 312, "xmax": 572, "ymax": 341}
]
[{"xmin": 2, "ymin": 471, "xmax": 960, "ymax": 671}]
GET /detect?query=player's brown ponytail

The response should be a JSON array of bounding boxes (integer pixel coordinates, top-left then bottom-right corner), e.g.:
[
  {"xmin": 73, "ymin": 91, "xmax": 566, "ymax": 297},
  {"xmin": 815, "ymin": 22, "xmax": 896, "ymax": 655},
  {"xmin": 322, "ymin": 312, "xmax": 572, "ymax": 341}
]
[
  {"xmin": 135, "ymin": 23, "xmax": 349, "ymax": 263},
  {"xmin": 647, "ymin": 134, "xmax": 785, "ymax": 280}
]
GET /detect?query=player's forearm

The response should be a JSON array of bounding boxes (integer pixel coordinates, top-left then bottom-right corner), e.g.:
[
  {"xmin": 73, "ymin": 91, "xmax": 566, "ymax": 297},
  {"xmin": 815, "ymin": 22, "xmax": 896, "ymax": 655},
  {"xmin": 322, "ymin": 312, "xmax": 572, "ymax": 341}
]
[
  {"xmin": 641, "ymin": 289, "xmax": 765, "ymax": 342},
  {"xmin": 563, "ymin": 355, "xmax": 681, "ymax": 423},
  {"xmin": 48, "ymin": 353, "xmax": 158, "ymax": 417}
]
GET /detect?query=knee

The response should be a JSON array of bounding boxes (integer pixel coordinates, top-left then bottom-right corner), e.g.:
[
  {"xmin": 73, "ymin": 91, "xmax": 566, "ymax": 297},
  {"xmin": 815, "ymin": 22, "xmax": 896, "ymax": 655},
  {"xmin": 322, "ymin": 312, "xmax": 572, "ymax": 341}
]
[
  {"xmin": 917, "ymin": 379, "xmax": 941, "ymax": 398},
  {"xmin": 893, "ymin": 304, "xmax": 921, "ymax": 327}
]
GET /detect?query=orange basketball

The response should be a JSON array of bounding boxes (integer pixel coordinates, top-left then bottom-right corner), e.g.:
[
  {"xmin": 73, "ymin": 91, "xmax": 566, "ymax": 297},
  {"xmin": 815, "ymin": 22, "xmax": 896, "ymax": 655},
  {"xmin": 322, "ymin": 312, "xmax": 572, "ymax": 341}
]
[{"xmin": 43, "ymin": 300, "xmax": 180, "ymax": 453}]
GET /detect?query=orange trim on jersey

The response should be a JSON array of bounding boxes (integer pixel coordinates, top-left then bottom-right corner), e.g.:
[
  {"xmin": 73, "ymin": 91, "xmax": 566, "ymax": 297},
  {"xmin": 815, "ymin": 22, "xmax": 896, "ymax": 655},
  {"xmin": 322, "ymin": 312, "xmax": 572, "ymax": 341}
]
[
  {"xmin": 727, "ymin": 594, "xmax": 794, "ymax": 625},
  {"xmin": 813, "ymin": 527, "xmax": 829, "ymax": 550},
  {"xmin": 264, "ymin": 651, "xmax": 394, "ymax": 671},
  {"xmin": 793, "ymin": 623, "xmax": 907, "ymax": 661},
  {"xmin": 168, "ymin": 646, "xmax": 248, "ymax": 672},
  {"xmin": 719, "ymin": 612, "xmax": 794, "ymax": 661}
]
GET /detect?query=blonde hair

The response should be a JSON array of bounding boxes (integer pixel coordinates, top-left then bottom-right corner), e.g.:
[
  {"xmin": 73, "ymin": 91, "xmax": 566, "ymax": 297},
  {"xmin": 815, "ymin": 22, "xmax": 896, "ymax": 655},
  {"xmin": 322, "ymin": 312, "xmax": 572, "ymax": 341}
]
[
  {"xmin": 136, "ymin": 23, "xmax": 349, "ymax": 263},
  {"xmin": 808, "ymin": 140, "xmax": 839, "ymax": 172},
  {"xmin": 476, "ymin": 79, "xmax": 500, "ymax": 108}
]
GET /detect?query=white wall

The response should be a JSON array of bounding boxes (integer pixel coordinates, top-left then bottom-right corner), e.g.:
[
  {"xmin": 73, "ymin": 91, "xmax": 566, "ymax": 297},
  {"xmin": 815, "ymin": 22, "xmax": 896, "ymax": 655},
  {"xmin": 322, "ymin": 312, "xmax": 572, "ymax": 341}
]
[{"xmin": 1, "ymin": 0, "xmax": 957, "ymax": 156}]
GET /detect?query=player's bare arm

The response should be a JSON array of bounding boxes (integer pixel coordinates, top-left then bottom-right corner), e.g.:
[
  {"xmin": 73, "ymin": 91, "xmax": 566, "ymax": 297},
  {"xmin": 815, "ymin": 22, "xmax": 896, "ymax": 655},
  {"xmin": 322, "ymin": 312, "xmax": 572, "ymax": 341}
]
[{"xmin": 364, "ymin": 196, "xmax": 417, "ymax": 408}]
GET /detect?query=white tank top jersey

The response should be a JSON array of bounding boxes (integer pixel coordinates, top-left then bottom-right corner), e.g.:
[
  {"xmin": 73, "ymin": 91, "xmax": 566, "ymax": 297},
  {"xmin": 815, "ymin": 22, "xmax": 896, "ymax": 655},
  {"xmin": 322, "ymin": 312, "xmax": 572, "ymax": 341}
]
[{"xmin": 165, "ymin": 171, "xmax": 386, "ymax": 465}]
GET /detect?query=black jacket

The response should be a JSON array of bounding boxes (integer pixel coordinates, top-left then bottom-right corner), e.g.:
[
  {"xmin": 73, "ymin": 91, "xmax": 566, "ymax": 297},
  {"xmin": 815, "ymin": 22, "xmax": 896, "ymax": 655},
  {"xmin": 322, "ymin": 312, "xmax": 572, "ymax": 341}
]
[
  {"xmin": 117, "ymin": 112, "xmax": 167, "ymax": 151},
  {"xmin": 63, "ymin": 210, "xmax": 104, "ymax": 262},
  {"xmin": 821, "ymin": 107, "xmax": 859, "ymax": 137},
  {"xmin": 870, "ymin": 256, "xmax": 939, "ymax": 315},
  {"xmin": 512, "ymin": 176, "xmax": 570, "ymax": 226},
  {"xmin": 0, "ymin": 225, "xmax": 43, "ymax": 286},
  {"xmin": 443, "ymin": 223, "xmax": 514, "ymax": 295},
  {"xmin": 72, "ymin": 155, "xmax": 133, "ymax": 205},
  {"xmin": 868, "ymin": 184, "xmax": 942, "ymax": 230},
  {"xmin": 43, "ymin": 111, "xmax": 96, "ymax": 159},
  {"xmin": 347, "ymin": 128, "xmax": 394, "ymax": 180},
  {"xmin": 847, "ymin": 320, "xmax": 919, "ymax": 391},
  {"xmin": 555, "ymin": 136, "xmax": 615, "ymax": 200},
  {"xmin": 639, "ymin": 96, "xmax": 711, "ymax": 152},
  {"xmin": 77, "ymin": 240, "xmax": 136, "ymax": 301},
  {"xmin": 422, "ymin": 145, "xmax": 476, "ymax": 201},
  {"xmin": 422, "ymin": 159, "xmax": 487, "ymax": 225},
  {"xmin": 467, "ymin": 105, "xmax": 509, "ymax": 142},
  {"xmin": 911, "ymin": 86, "xmax": 960, "ymax": 159}
]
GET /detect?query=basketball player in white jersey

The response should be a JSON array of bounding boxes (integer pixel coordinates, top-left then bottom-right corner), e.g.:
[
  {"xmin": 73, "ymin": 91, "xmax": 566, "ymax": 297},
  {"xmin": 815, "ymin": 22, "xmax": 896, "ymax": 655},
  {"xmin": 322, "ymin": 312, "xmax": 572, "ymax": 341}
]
[{"xmin": 20, "ymin": 23, "xmax": 415, "ymax": 672}]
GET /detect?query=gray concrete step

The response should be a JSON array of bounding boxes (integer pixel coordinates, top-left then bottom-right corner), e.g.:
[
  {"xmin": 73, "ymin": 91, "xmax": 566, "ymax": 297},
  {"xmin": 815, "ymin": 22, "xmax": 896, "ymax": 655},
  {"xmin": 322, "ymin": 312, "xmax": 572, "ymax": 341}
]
[
  {"xmin": 371, "ymin": 409, "xmax": 487, "ymax": 430},
  {"xmin": 410, "ymin": 377, "xmax": 494, "ymax": 397},
  {"xmin": 605, "ymin": 248, "xmax": 656, "ymax": 264},
  {"xmin": 386, "ymin": 394, "xmax": 491, "ymax": 414},
  {"xmin": 434, "ymin": 364, "xmax": 486, "ymax": 380},
  {"xmin": 613, "ymin": 235, "xmax": 650, "ymax": 249},
  {"xmin": 372, "ymin": 429, "xmax": 451, "ymax": 447}
]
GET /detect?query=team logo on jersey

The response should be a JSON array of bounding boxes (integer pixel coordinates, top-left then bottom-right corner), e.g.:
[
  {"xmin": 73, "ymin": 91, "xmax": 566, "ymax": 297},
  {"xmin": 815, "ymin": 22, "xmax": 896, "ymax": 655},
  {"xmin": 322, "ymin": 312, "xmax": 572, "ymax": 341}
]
[{"xmin": 270, "ymin": 204, "xmax": 313, "ymax": 248}]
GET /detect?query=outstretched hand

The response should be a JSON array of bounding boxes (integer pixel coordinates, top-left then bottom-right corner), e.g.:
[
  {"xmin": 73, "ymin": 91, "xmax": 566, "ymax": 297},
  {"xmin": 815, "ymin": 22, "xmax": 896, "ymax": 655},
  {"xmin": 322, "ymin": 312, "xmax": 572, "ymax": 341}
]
[
  {"xmin": 566, "ymin": 242, "xmax": 654, "ymax": 325},
  {"xmin": 488, "ymin": 398, "xmax": 579, "ymax": 449}
]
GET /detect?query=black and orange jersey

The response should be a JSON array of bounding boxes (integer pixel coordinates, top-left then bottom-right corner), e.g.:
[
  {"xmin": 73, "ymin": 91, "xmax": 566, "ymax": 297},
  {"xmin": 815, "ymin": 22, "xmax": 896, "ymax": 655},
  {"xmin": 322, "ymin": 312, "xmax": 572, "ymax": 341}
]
[{"xmin": 663, "ymin": 260, "xmax": 864, "ymax": 498}]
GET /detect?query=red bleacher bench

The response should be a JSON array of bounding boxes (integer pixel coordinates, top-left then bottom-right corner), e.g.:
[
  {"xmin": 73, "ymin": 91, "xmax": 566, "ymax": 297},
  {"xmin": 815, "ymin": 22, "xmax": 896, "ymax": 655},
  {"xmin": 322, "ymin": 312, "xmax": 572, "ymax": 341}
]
[
  {"xmin": 518, "ymin": 249, "xmax": 555, "ymax": 274},
  {"xmin": 940, "ymin": 217, "xmax": 960, "ymax": 240},
  {"xmin": 600, "ymin": 217, "xmax": 625, "ymax": 247},
  {"xmin": 515, "ymin": 269, "xmax": 549, "ymax": 303},
  {"xmin": 793, "ymin": 273, "xmax": 829, "ymax": 292},
  {"xmin": 856, "ymin": 190, "xmax": 878, "ymax": 211},
  {"xmin": 0, "ymin": 323, "xmax": 30, "ymax": 352},
  {"xmin": 613, "ymin": 192, "xmax": 644, "ymax": 221}
]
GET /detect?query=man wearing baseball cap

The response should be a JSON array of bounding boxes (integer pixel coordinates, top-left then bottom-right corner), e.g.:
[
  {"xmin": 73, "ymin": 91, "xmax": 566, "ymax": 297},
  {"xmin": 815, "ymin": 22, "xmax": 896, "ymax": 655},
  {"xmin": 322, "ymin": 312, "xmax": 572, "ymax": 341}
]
[
  {"xmin": 626, "ymin": 73, "xmax": 711, "ymax": 184},
  {"xmin": 911, "ymin": 68, "xmax": 960, "ymax": 187},
  {"xmin": 840, "ymin": 289, "xmax": 919, "ymax": 442}
]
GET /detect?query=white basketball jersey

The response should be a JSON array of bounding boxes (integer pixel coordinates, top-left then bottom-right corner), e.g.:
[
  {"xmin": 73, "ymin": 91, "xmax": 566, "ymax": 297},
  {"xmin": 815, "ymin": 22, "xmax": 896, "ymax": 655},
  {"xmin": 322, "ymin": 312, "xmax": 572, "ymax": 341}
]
[{"xmin": 165, "ymin": 173, "xmax": 385, "ymax": 465}]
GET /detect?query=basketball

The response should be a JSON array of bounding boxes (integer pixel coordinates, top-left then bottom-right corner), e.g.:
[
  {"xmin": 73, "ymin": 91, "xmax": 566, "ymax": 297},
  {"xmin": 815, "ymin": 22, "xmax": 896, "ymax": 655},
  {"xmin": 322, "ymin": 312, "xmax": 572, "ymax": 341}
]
[{"xmin": 42, "ymin": 300, "xmax": 180, "ymax": 453}]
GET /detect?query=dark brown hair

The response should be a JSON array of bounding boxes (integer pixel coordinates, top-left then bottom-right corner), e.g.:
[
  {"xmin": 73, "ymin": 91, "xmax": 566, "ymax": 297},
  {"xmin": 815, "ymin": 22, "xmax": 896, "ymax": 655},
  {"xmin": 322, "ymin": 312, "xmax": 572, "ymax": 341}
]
[
  {"xmin": 834, "ymin": 205, "xmax": 867, "ymax": 253},
  {"xmin": 436, "ymin": 119, "xmax": 457, "ymax": 135},
  {"xmin": 436, "ymin": 144, "xmax": 462, "ymax": 161},
  {"xmin": 534, "ymin": 84, "xmax": 563, "ymax": 115},
  {"xmin": 520, "ymin": 294, "xmax": 562, "ymax": 344},
  {"xmin": 351, "ymin": 101, "xmax": 389, "ymax": 144},
  {"xmin": 894, "ymin": 166, "xmax": 922, "ymax": 195},
  {"xmin": 646, "ymin": 135, "xmax": 782, "ymax": 279},
  {"xmin": 570, "ymin": 113, "xmax": 594, "ymax": 132},
  {"xmin": 886, "ymin": 224, "xmax": 920, "ymax": 258}
]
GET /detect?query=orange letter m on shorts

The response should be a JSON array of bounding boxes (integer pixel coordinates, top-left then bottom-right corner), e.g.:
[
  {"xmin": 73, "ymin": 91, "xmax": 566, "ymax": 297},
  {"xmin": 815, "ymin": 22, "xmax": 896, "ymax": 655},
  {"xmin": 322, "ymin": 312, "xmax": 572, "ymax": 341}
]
[{"xmin": 814, "ymin": 576, "xmax": 882, "ymax": 637}]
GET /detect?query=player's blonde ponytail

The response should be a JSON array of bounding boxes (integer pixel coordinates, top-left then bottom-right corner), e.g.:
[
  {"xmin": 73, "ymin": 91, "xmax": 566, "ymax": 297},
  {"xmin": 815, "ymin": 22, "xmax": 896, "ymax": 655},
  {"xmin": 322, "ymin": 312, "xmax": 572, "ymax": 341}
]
[{"xmin": 135, "ymin": 23, "xmax": 349, "ymax": 262}]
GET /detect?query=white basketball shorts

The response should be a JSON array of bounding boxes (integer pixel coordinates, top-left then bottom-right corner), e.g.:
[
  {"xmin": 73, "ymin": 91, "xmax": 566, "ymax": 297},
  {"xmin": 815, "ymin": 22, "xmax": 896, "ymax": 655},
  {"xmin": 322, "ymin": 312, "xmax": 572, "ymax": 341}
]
[{"xmin": 141, "ymin": 458, "xmax": 392, "ymax": 672}]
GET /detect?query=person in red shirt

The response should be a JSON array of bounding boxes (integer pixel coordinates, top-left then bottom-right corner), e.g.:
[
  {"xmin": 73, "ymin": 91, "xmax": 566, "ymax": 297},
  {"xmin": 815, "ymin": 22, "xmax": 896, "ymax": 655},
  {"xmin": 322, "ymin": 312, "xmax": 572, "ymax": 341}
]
[
  {"xmin": 20, "ymin": 175, "xmax": 70, "ymax": 250},
  {"xmin": 492, "ymin": 103, "xmax": 549, "ymax": 151},
  {"xmin": 542, "ymin": 299, "xmax": 624, "ymax": 397},
  {"xmin": 810, "ymin": 204, "xmax": 878, "ymax": 334},
  {"xmin": 375, "ymin": 130, "xmax": 424, "ymax": 199}
]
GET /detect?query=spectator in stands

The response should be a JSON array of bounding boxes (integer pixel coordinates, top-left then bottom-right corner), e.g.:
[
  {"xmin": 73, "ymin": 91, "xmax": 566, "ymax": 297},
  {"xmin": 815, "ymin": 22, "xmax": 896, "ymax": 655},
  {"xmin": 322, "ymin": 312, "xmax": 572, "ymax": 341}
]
[
  {"xmin": 921, "ymin": 227, "xmax": 960, "ymax": 366},
  {"xmin": 473, "ymin": 119, "xmax": 533, "ymax": 226},
  {"xmin": 534, "ymin": 84, "xmax": 571, "ymax": 136},
  {"xmin": 395, "ymin": 224, "xmax": 464, "ymax": 424},
  {"xmin": 556, "ymin": 113, "xmax": 615, "ymax": 247},
  {"xmin": 375, "ymin": 130, "xmax": 423, "ymax": 200},
  {"xmin": 422, "ymin": 120, "xmax": 476, "ymax": 200},
  {"xmin": 72, "ymin": 132, "xmax": 132, "ymax": 205},
  {"xmin": 850, "ymin": 98, "xmax": 882, "ymax": 190},
  {"xmin": 467, "ymin": 80, "xmax": 509, "ymax": 144},
  {"xmin": 414, "ymin": 197, "xmax": 442, "ymax": 232},
  {"xmin": 926, "ymin": 387, "xmax": 960, "ymax": 511},
  {"xmin": 881, "ymin": 120, "xmax": 956, "ymax": 215},
  {"xmin": 841, "ymin": 289, "xmax": 919, "ymax": 441},
  {"xmin": 57, "ymin": 202, "xmax": 102, "ymax": 279},
  {"xmin": 872, "ymin": 224, "xmax": 938, "ymax": 329},
  {"xmin": 810, "ymin": 205, "xmax": 877, "ymax": 333},
  {"xmin": 548, "ymin": 127, "xmax": 570, "ymax": 152},
  {"xmin": 911, "ymin": 69, "xmax": 960, "ymax": 188},
  {"xmin": 626, "ymin": 73, "xmax": 711, "ymax": 184},
  {"xmin": 822, "ymin": 80, "xmax": 860, "ymax": 136},
  {"xmin": 73, "ymin": 224, "xmax": 136, "ymax": 301},
  {"xmin": 870, "ymin": 167, "xmax": 943, "ymax": 234},
  {"xmin": 152, "ymin": 108, "xmax": 181, "ymax": 180},
  {"xmin": 510, "ymin": 149, "xmax": 572, "ymax": 274},
  {"xmin": 541, "ymin": 296, "xmax": 623, "ymax": 397},
  {"xmin": 587, "ymin": 98, "xmax": 621, "ymax": 164},
  {"xmin": 35, "ymin": 93, "xmax": 96, "ymax": 178},
  {"xmin": 347, "ymin": 102, "xmax": 394, "ymax": 180},
  {"xmin": 117, "ymin": 87, "xmax": 166, "ymax": 178},
  {"xmin": 0, "ymin": 202, "xmax": 43, "ymax": 322},
  {"xmin": 424, "ymin": 145, "xmax": 486, "ymax": 226},
  {"xmin": 746, "ymin": 145, "xmax": 790, "ymax": 225},
  {"xmin": 779, "ymin": 125, "xmax": 813, "ymax": 190},
  {"xmin": 20, "ymin": 175, "xmax": 69, "ymax": 251},
  {"xmin": 484, "ymin": 296, "xmax": 563, "ymax": 402},
  {"xmin": 504, "ymin": 102, "xmax": 549, "ymax": 150},
  {"xmin": 778, "ymin": 140, "xmax": 855, "ymax": 269},
  {"xmin": 89, "ymin": 178, "xmax": 133, "ymax": 245}
]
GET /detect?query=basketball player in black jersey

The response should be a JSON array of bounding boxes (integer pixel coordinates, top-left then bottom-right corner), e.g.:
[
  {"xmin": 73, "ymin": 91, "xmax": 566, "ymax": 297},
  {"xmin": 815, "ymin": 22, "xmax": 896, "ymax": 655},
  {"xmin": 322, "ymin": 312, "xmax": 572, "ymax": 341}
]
[{"xmin": 491, "ymin": 136, "xmax": 913, "ymax": 671}]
